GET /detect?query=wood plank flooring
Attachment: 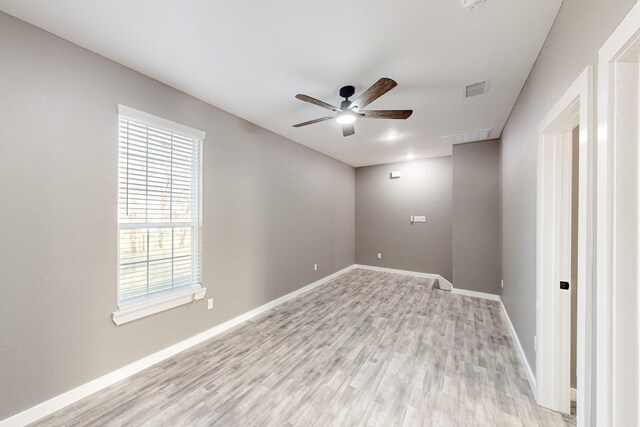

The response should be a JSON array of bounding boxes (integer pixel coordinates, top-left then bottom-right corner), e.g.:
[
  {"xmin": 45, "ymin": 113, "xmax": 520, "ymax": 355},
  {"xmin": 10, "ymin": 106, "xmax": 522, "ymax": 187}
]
[{"xmin": 32, "ymin": 269, "xmax": 565, "ymax": 426}]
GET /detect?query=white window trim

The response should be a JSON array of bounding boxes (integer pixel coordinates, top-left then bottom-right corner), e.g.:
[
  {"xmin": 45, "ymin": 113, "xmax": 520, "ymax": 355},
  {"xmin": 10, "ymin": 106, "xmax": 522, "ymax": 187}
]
[
  {"xmin": 112, "ymin": 285, "xmax": 207, "ymax": 325},
  {"xmin": 117, "ymin": 104, "xmax": 206, "ymax": 141},
  {"xmin": 113, "ymin": 105, "xmax": 206, "ymax": 325}
]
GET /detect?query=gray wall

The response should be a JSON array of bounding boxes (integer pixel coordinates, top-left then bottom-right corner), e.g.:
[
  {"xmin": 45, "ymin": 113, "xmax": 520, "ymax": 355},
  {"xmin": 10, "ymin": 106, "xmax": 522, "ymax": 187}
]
[
  {"xmin": 500, "ymin": 0, "xmax": 636, "ymax": 378},
  {"xmin": 355, "ymin": 157, "xmax": 452, "ymax": 281},
  {"xmin": 452, "ymin": 140, "xmax": 501, "ymax": 294},
  {"xmin": 0, "ymin": 12, "xmax": 355, "ymax": 420}
]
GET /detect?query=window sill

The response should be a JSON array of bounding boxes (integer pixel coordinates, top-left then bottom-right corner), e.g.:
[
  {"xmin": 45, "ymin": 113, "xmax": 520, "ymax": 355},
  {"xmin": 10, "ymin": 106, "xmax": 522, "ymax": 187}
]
[{"xmin": 112, "ymin": 285, "xmax": 207, "ymax": 326}]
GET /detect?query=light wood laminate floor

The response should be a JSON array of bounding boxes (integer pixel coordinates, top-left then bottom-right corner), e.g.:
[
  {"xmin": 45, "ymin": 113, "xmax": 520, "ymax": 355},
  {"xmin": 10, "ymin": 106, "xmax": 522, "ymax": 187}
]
[{"xmin": 33, "ymin": 269, "xmax": 565, "ymax": 426}]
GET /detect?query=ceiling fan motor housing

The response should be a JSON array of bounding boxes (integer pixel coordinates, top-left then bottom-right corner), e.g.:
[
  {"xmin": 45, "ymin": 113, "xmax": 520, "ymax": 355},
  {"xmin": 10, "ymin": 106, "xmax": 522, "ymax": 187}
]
[{"xmin": 339, "ymin": 85, "xmax": 355, "ymax": 100}]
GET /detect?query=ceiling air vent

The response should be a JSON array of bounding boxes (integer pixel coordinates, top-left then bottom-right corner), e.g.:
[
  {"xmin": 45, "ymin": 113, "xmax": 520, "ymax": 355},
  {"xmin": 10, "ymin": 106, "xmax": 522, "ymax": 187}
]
[
  {"xmin": 442, "ymin": 129, "xmax": 492, "ymax": 145},
  {"xmin": 465, "ymin": 81, "xmax": 487, "ymax": 98},
  {"xmin": 461, "ymin": 0, "xmax": 487, "ymax": 10}
]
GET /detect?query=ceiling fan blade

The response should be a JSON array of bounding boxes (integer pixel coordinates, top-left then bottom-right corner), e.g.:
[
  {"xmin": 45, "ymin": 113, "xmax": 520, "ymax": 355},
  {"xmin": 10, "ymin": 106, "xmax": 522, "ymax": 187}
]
[
  {"xmin": 295, "ymin": 94, "xmax": 340, "ymax": 111},
  {"xmin": 360, "ymin": 110, "xmax": 413, "ymax": 119},
  {"xmin": 342, "ymin": 124, "xmax": 355, "ymax": 137},
  {"xmin": 348, "ymin": 78, "xmax": 397, "ymax": 110},
  {"xmin": 293, "ymin": 115, "xmax": 335, "ymax": 127}
]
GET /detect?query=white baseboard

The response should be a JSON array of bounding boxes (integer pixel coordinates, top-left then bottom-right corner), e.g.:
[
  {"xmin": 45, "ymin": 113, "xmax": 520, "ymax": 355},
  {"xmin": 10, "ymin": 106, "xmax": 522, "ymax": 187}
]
[
  {"xmin": 353, "ymin": 264, "xmax": 453, "ymax": 291},
  {"xmin": 0, "ymin": 265, "xmax": 356, "ymax": 427},
  {"xmin": 499, "ymin": 298, "xmax": 537, "ymax": 397},
  {"xmin": 452, "ymin": 288, "xmax": 501, "ymax": 301}
]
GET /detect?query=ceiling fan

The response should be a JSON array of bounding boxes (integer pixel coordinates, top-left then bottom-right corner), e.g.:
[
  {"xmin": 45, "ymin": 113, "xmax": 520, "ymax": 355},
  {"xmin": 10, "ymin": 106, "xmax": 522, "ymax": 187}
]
[{"xmin": 293, "ymin": 77, "xmax": 413, "ymax": 137}]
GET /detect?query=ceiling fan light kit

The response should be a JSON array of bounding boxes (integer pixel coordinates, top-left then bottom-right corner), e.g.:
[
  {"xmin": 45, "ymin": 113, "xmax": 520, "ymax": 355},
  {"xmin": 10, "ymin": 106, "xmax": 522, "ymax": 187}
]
[
  {"xmin": 336, "ymin": 112, "xmax": 356, "ymax": 125},
  {"xmin": 293, "ymin": 77, "xmax": 413, "ymax": 137}
]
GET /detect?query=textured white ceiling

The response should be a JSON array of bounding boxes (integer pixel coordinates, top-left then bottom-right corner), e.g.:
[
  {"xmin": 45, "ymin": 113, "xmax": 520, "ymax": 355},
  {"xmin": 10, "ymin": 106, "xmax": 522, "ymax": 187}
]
[{"xmin": 0, "ymin": 0, "xmax": 562, "ymax": 166}]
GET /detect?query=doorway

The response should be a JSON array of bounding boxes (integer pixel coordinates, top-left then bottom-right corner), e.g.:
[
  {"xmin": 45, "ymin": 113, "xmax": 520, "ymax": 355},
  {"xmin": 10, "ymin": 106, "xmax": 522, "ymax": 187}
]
[
  {"xmin": 596, "ymin": 4, "xmax": 640, "ymax": 425},
  {"xmin": 536, "ymin": 67, "xmax": 593, "ymax": 426}
]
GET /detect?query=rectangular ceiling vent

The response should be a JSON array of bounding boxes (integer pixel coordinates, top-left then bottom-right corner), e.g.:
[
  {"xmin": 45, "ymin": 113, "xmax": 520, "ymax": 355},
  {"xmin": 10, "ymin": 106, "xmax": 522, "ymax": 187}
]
[
  {"xmin": 465, "ymin": 81, "xmax": 487, "ymax": 98},
  {"xmin": 442, "ymin": 129, "xmax": 492, "ymax": 145}
]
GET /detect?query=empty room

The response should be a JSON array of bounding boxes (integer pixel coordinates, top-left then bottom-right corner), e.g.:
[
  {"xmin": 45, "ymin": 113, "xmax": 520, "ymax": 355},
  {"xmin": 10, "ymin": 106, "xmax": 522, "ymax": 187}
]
[{"xmin": 1, "ymin": 0, "xmax": 639, "ymax": 426}]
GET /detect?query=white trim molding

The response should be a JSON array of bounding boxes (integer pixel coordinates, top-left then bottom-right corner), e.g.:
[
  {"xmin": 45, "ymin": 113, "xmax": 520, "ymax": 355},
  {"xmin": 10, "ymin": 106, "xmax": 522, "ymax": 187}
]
[
  {"xmin": 535, "ymin": 66, "xmax": 594, "ymax": 424},
  {"xmin": 353, "ymin": 264, "xmax": 453, "ymax": 291},
  {"xmin": 500, "ymin": 298, "xmax": 537, "ymax": 397},
  {"xmin": 452, "ymin": 288, "xmax": 500, "ymax": 301},
  {"xmin": 0, "ymin": 265, "xmax": 356, "ymax": 427},
  {"xmin": 597, "ymin": 4, "xmax": 640, "ymax": 425},
  {"xmin": 117, "ymin": 104, "xmax": 206, "ymax": 140},
  {"xmin": 112, "ymin": 285, "xmax": 207, "ymax": 325}
]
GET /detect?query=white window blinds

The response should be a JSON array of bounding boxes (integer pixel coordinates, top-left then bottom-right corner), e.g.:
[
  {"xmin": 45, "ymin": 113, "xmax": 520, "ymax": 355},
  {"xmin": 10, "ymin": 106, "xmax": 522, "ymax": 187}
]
[{"xmin": 117, "ymin": 106, "xmax": 204, "ymax": 305}]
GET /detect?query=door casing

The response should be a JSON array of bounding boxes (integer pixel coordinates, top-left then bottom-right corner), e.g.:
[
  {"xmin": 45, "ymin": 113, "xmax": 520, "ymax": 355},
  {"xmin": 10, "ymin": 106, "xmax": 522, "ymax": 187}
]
[{"xmin": 536, "ymin": 67, "xmax": 594, "ymax": 427}]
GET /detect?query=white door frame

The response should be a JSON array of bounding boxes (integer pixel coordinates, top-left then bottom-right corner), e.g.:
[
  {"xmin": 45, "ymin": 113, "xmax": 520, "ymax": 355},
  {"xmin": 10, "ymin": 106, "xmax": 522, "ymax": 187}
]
[
  {"xmin": 536, "ymin": 67, "xmax": 594, "ymax": 425},
  {"xmin": 597, "ymin": 3, "xmax": 640, "ymax": 425}
]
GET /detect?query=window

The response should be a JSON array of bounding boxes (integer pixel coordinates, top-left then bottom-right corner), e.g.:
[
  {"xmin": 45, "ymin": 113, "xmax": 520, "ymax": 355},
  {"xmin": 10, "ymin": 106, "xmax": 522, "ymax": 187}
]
[{"xmin": 113, "ymin": 105, "xmax": 206, "ymax": 325}]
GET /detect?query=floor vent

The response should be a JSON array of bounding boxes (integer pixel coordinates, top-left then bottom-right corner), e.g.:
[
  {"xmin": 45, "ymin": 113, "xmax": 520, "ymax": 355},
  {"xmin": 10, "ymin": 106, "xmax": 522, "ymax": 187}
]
[
  {"xmin": 465, "ymin": 81, "xmax": 487, "ymax": 98},
  {"xmin": 442, "ymin": 129, "xmax": 492, "ymax": 145}
]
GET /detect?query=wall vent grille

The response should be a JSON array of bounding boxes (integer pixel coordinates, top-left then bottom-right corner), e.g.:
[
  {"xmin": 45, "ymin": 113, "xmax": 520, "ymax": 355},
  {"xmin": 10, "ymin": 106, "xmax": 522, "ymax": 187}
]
[
  {"xmin": 461, "ymin": 0, "xmax": 487, "ymax": 10},
  {"xmin": 442, "ymin": 129, "xmax": 492, "ymax": 145},
  {"xmin": 465, "ymin": 81, "xmax": 487, "ymax": 98}
]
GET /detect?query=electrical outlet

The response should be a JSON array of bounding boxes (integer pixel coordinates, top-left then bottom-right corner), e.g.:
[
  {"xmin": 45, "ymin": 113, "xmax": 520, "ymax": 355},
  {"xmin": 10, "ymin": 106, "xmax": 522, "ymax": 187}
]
[
  {"xmin": 207, "ymin": 298, "xmax": 214, "ymax": 310},
  {"xmin": 377, "ymin": 253, "xmax": 382, "ymax": 259},
  {"xmin": 501, "ymin": 279, "xmax": 504, "ymax": 289},
  {"xmin": 314, "ymin": 263, "xmax": 318, "ymax": 271}
]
